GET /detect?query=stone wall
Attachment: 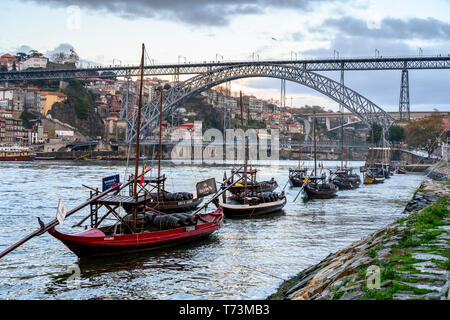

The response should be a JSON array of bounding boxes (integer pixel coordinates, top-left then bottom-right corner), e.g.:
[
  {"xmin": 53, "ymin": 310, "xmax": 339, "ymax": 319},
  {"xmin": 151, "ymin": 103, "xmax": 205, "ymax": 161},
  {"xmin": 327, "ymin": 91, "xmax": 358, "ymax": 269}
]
[{"xmin": 269, "ymin": 180, "xmax": 449, "ymax": 300}]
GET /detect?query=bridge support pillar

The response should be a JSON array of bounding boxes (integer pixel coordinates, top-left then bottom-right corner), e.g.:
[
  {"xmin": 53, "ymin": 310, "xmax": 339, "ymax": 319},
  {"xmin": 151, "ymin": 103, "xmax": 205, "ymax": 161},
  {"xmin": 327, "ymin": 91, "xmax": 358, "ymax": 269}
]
[
  {"xmin": 280, "ymin": 79, "xmax": 286, "ymax": 110},
  {"xmin": 399, "ymin": 69, "xmax": 410, "ymax": 121}
]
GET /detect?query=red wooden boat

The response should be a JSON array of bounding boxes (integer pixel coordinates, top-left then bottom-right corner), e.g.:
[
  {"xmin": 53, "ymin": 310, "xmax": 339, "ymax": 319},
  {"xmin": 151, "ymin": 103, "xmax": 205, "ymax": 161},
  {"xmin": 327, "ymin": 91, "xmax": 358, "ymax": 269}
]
[
  {"xmin": 0, "ymin": 44, "xmax": 229, "ymax": 262},
  {"xmin": 48, "ymin": 208, "xmax": 223, "ymax": 258}
]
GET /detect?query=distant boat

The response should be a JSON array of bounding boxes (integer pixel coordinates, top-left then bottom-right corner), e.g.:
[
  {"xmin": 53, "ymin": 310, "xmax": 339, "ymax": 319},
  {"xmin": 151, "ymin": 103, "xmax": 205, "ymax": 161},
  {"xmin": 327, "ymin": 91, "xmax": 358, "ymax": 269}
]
[
  {"xmin": 364, "ymin": 167, "xmax": 385, "ymax": 184},
  {"xmin": 218, "ymin": 91, "xmax": 286, "ymax": 218},
  {"xmin": 331, "ymin": 168, "xmax": 361, "ymax": 190},
  {"xmin": 364, "ymin": 130, "xmax": 385, "ymax": 185},
  {"xmin": 74, "ymin": 153, "xmax": 102, "ymax": 161},
  {"xmin": 289, "ymin": 167, "xmax": 307, "ymax": 187},
  {"xmin": 0, "ymin": 145, "xmax": 34, "ymax": 161},
  {"xmin": 289, "ymin": 130, "xmax": 307, "ymax": 187},
  {"xmin": 225, "ymin": 168, "xmax": 278, "ymax": 194},
  {"xmin": 304, "ymin": 175, "xmax": 338, "ymax": 199},
  {"xmin": 82, "ymin": 156, "xmax": 102, "ymax": 161},
  {"xmin": 302, "ymin": 111, "xmax": 338, "ymax": 199}
]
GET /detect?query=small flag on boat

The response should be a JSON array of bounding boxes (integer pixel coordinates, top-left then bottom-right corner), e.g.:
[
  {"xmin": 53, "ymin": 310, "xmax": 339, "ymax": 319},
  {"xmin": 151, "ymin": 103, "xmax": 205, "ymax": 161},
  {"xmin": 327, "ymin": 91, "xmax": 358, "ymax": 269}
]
[
  {"xmin": 139, "ymin": 162, "xmax": 148, "ymax": 186},
  {"xmin": 56, "ymin": 199, "xmax": 67, "ymax": 226}
]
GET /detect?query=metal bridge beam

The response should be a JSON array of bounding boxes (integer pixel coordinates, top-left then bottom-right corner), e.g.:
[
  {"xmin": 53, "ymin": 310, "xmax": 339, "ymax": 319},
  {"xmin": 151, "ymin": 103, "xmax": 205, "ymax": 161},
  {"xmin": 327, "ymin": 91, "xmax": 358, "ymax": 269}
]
[
  {"xmin": 1, "ymin": 56, "xmax": 450, "ymax": 82},
  {"xmin": 126, "ymin": 63, "xmax": 396, "ymax": 144}
]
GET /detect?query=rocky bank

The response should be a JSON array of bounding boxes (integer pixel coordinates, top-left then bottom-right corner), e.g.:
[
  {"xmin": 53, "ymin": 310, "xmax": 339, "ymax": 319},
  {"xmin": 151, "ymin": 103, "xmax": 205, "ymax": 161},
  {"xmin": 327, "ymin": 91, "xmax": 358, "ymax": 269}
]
[{"xmin": 269, "ymin": 179, "xmax": 450, "ymax": 300}]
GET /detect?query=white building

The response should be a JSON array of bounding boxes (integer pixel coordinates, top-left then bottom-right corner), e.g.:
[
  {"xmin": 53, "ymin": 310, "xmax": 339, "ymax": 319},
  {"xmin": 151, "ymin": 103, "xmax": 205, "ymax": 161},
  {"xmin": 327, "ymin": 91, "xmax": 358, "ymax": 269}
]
[
  {"xmin": 0, "ymin": 88, "xmax": 15, "ymax": 111},
  {"xmin": 17, "ymin": 56, "xmax": 48, "ymax": 71},
  {"xmin": 249, "ymin": 97, "xmax": 263, "ymax": 112}
]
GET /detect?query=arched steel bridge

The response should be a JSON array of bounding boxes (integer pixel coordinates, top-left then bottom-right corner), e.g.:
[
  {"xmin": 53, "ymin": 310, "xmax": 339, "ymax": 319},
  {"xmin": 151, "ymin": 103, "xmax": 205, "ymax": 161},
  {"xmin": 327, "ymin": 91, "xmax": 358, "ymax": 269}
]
[{"xmin": 126, "ymin": 63, "xmax": 396, "ymax": 143}]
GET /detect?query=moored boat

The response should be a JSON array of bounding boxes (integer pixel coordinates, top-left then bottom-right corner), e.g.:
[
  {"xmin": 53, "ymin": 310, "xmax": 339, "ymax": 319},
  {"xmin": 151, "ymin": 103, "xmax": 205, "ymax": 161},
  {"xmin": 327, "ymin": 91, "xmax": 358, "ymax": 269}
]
[
  {"xmin": 331, "ymin": 168, "xmax": 361, "ymax": 190},
  {"xmin": 219, "ymin": 91, "xmax": 286, "ymax": 218},
  {"xmin": 221, "ymin": 196, "xmax": 286, "ymax": 218},
  {"xmin": 289, "ymin": 167, "xmax": 307, "ymax": 187},
  {"xmin": 48, "ymin": 209, "xmax": 223, "ymax": 258},
  {"xmin": 226, "ymin": 168, "xmax": 278, "ymax": 194},
  {"xmin": 289, "ymin": 129, "xmax": 307, "ymax": 187},
  {"xmin": 304, "ymin": 175, "xmax": 338, "ymax": 199},
  {"xmin": 0, "ymin": 145, "xmax": 34, "ymax": 161},
  {"xmin": 302, "ymin": 111, "xmax": 338, "ymax": 200}
]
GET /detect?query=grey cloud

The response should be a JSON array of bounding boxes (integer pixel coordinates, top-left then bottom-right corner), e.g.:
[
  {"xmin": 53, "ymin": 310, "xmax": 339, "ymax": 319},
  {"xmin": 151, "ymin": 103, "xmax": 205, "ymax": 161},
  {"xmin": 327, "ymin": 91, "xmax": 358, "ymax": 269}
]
[
  {"xmin": 45, "ymin": 43, "xmax": 75, "ymax": 57},
  {"xmin": 302, "ymin": 34, "xmax": 413, "ymax": 58},
  {"xmin": 21, "ymin": 0, "xmax": 339, "ymax": 26},
  {"xmin": 320, "ymin": 16, "xmax": 450, "ymax": 40}
]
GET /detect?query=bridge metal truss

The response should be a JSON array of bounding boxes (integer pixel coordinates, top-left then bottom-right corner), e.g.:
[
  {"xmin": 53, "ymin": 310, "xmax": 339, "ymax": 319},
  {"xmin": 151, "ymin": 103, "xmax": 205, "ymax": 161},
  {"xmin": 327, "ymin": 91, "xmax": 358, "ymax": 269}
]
[
  {"xmin": 126, "ymin": 63, "xmax": 396, "ymax": 143},
  {"xmin": 1, "ymin": 56, "xmax": 450, "ymax": 82}
]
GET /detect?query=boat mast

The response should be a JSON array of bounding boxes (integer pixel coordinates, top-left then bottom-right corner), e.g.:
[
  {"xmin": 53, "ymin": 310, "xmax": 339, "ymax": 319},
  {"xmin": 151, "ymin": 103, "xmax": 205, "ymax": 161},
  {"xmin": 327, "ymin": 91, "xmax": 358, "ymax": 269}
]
[
  {"xmin": 371, "ymin": 128, "xmax": 375, "ymax": 167},
  {"xmin": 298, "ymin": 128, "xmax": 302, "ymax": 168},
  {"xmin": 345, "ymin": 134, "xmax": 349, "ymax": 168},
  {"xmin": 239, "ymin": 92, "xmax": 248, "ymax": 204},
  {"xmin": 340, "ymin": 109, "xmax": 344, "ymax": 169},
  {"xmin": 313, "ymin": 111, "xmax": 317, "ymax": 177},
  {"xmin": 157, "ymin": 82, "xmax": 163, "ymax": 197},
  {"xmin": 133, "ymin": 43, "xmax": 145, "ymax": 199}
]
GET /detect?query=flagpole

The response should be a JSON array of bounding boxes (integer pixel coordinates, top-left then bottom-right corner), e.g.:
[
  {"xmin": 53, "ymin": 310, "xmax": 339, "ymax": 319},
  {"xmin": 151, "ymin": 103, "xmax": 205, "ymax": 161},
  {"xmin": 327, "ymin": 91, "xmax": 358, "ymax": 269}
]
[{"xmin": 133, "ymin": 43, "xmax": 145, "ymax": 199}]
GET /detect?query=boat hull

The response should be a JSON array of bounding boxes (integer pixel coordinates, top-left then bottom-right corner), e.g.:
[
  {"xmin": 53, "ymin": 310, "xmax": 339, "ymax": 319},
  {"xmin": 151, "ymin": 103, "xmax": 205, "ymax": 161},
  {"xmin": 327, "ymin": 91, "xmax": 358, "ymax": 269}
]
[
  {"xmin": 221, "ymin": 197, "xmax": 286, "ymax": 218},
  {"xmin": 364, "ymin": 174, "xmax": 385, "ymax": 184},
  {"xmin": 48, "ymin": 209, "xmax": 223, "ymax": 258},
  {"xmin": 289, "ymin": 177, "xmax": 304, "ymax": 187},
  {"xmin": 227, "ymin": 181, "xmax": 278, "ymax": 194},
  {"xmin": 0, "ymin": 155, "xmax": 34, "ymax": 161},
  {"xmin": 304, "ymin": 184, "xmax": 338, "ymax": 199},
  {"xmin": 333, "ymin": 176, "xmax": 361, "ymax": 190}
]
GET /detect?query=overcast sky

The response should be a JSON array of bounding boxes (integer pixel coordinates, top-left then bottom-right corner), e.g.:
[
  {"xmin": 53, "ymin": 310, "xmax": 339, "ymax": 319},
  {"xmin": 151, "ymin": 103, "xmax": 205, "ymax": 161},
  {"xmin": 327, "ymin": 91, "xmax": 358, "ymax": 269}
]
[{"xmin": 1, "ymin": 0, "xmax": 450, "ymax": 112}]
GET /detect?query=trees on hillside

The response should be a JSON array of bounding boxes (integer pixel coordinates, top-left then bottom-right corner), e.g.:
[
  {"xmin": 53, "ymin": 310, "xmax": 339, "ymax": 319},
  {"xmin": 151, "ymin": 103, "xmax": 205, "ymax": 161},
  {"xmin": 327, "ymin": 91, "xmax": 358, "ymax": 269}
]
[
  {"xmin": 51, "ymin": 48, "xmax": 79, "ymax": 65},
  {"xmin": 14, "ymin": 50, "xmax": 44, "ymax": 61},
  {"xmin": 404, "ymin": 111, "xmax": 445, "ymax": 157},
  {"xmin": 387, "ymin": 125, "xmax": 405, "ymax": 145},
  {"xmin": 366, "ymin": 122, "xmax": 383, "ymax": 145}
]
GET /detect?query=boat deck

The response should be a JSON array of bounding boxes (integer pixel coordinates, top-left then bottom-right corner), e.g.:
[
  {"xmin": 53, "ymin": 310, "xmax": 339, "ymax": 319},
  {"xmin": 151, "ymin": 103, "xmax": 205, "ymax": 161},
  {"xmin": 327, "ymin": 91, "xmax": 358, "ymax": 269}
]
[{"xmin": 96, "ymin": 195, "xmax": 147, "ymax": 205}]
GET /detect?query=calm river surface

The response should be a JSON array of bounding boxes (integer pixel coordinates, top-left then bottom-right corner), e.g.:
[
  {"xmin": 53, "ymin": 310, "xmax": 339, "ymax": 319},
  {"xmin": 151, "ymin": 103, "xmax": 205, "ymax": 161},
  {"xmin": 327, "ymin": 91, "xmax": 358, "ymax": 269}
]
[{"xmin": 0, "ymin": 160, "xmax": 425, "ymax": 299}]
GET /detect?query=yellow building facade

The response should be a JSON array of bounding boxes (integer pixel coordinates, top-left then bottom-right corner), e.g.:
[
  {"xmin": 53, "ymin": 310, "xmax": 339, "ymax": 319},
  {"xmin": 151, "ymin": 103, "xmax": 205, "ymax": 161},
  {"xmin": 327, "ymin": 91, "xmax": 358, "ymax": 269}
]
[{"xmin": 40, "ymin": 92, "xmax": 67, "ymax": 116}]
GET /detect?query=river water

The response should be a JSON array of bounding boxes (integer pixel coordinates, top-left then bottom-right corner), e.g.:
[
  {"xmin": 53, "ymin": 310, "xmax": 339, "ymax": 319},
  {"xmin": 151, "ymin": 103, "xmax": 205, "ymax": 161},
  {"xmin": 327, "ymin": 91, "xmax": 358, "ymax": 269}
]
[{"xmin": 0, "ymin": 160, "xmax": 425, "ymax": 299}]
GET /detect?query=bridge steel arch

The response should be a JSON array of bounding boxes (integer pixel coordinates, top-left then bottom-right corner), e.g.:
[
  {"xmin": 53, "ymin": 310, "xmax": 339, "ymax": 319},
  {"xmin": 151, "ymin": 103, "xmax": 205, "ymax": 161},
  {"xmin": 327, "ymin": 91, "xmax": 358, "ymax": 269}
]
[{"xmin": 126, "ymin": 63, "xmax": 396, "ymax": 143}]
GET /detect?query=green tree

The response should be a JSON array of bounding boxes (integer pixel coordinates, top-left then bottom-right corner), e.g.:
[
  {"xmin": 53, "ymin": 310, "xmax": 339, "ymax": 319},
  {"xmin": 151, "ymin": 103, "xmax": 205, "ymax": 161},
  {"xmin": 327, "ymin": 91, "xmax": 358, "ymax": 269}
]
[
  {"xmin": 404, "ymin": 111, "xmax": 446, "ymax": 157},
  {"xmin": 366, "ymin": 122, "xmax": 383, "ymax": 145},
  {"xmin": 296, "ymin": 105, "xmax": 326, "ymax": 114},
  {"xmin": 28, "ymin": 49, "xmax": 43, "ymax": 57},
  {"xmin": 20, "ymin": 111, "xmax": 40, "ymax": 128},
  {"xmin": 15, "ymin": 52, "xmax": 28, "ymax": 61},
  {"xmin": 62, "ymin": 80, "xmax": 90, "ymax": 119},
  {"xmin": 387, "ymin": 125, "xmax": 405, "ymax": 145}
]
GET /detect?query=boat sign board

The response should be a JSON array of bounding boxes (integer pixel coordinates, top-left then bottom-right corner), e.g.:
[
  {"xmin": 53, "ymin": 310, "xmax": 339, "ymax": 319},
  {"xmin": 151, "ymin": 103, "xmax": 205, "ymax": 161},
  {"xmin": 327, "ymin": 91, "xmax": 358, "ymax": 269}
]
[
  {"xmin": 102, "ymin": 174, "xmax": 120, "ymax": 192},
  {"xmin": 196, "ymin": 178, "xmax": 217, "ymax": 198}
]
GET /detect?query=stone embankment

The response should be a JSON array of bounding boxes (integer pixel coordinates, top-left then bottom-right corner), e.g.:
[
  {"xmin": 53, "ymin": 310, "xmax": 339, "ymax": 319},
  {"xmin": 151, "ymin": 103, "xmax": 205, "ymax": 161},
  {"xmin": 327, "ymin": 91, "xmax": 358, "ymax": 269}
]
[
  {"xmin": 269, "ymin": 179, "xmax": 449, "ymax": 300},
  {"xmin": 425, "ymin": 165, "xmax": 449, "ymax": 182}
]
